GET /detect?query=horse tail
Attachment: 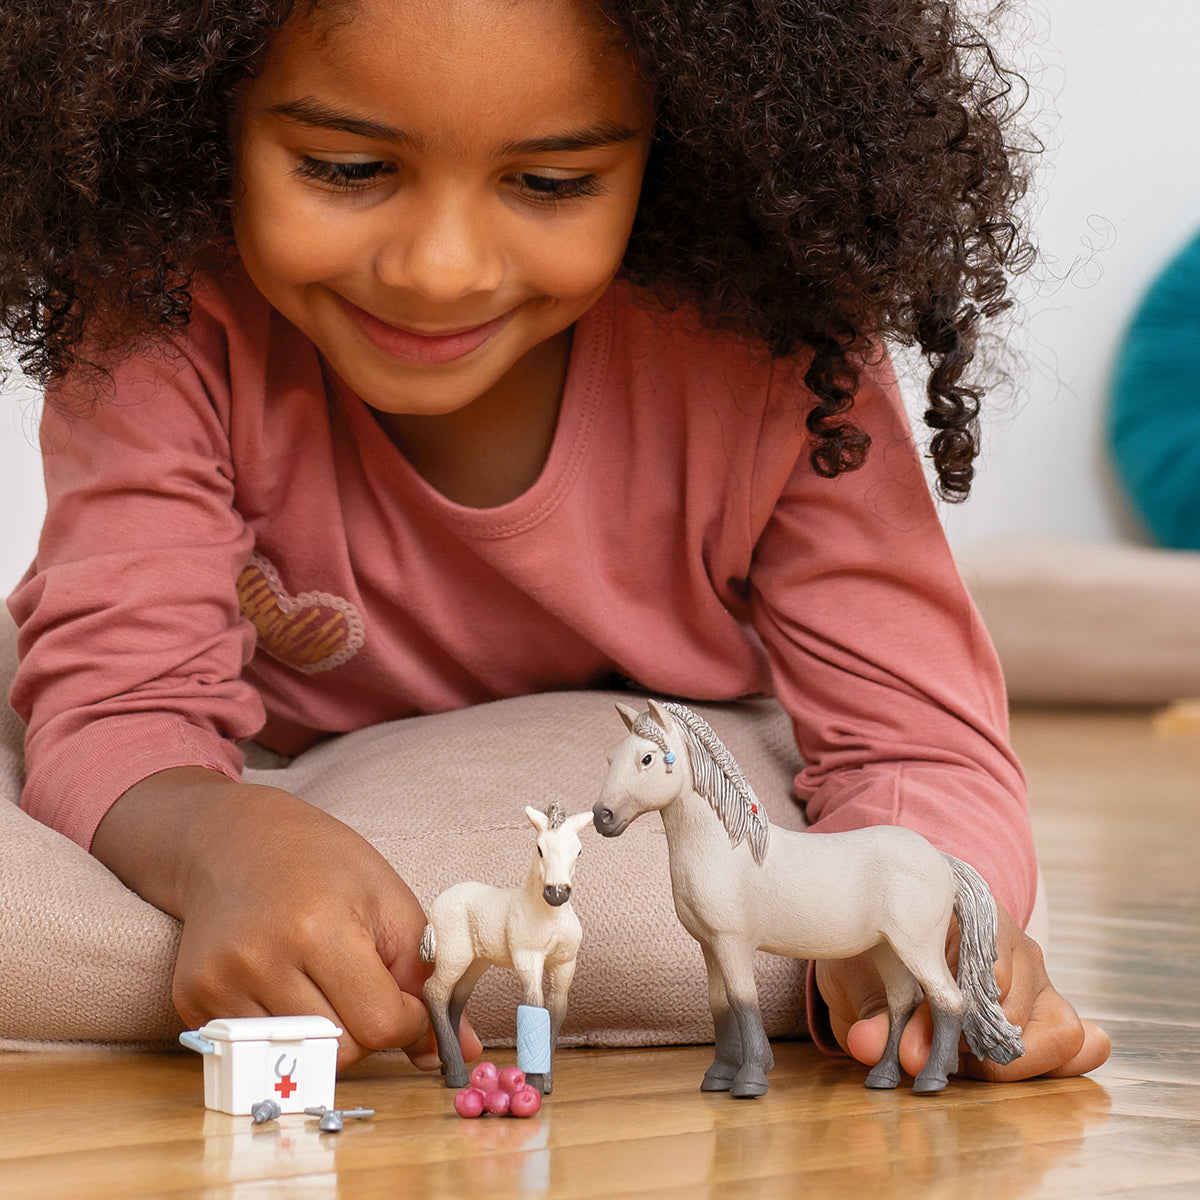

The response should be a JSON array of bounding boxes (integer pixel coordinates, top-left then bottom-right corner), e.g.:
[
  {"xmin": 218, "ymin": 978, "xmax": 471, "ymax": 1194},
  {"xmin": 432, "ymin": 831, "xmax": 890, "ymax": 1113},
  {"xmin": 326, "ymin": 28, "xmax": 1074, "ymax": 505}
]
[
  {"xmin": 419, "ymin": 923, "xmax": 436, "ymax": 964},
  {"xmin": 945, "ymin": 854, "xmax": 1026, "ymax": 1066}
]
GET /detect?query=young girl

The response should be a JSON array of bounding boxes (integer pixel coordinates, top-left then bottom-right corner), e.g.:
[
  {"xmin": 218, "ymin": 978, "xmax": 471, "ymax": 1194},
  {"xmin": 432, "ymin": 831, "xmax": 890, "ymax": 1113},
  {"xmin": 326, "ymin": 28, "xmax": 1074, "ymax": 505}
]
[{"xmin": 1, "ymin": 0, "xmax": 1107, "ymax": 1081}]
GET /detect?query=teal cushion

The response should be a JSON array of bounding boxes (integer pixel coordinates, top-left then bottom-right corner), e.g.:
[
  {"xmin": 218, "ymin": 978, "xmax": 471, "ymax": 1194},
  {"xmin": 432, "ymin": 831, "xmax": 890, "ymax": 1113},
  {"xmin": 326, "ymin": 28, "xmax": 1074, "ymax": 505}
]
[{"xmin": 1109, "ymin": 227, "xmax": 1200, "ymax": 550}]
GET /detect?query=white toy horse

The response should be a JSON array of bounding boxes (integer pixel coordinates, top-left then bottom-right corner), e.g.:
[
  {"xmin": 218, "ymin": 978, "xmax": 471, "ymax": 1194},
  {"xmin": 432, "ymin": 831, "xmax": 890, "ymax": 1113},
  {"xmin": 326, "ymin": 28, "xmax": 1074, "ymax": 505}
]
[
  {"xmin": 420, "ymin": 802, "xmax": 592, "ymax": 1093},
  {"xmin": 593, "ymin": 699, "xmax": 1025, "ymax": 1098}
]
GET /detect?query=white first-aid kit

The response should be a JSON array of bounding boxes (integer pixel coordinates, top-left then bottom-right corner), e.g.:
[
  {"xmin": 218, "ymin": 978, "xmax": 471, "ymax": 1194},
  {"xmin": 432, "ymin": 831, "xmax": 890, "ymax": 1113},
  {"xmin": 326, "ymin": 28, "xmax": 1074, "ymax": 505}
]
[{"xmin": 179, "ymin": 1015, "xmax": 342, "ymax": 1115}]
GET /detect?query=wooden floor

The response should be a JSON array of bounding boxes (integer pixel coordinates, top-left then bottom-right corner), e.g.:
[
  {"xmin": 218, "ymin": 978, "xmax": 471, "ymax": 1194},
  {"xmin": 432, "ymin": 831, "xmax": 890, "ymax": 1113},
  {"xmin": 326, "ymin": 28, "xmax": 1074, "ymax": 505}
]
[{"xmin": 0, "ymin": 707, "xmax": 1196, "ymax": 1199}]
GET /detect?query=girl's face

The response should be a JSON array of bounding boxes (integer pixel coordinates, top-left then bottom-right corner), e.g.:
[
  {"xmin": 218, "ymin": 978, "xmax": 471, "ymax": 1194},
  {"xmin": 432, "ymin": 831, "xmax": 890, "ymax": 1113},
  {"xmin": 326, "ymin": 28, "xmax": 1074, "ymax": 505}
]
[{"xmin": 232, "ymin": 0, "xmax": 651, "ymax": 424}]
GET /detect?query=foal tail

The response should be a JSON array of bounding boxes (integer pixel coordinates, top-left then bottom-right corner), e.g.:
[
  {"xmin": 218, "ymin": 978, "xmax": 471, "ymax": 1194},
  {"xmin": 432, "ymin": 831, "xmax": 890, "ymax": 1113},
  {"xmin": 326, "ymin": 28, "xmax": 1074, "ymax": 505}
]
[
  {"xmin": 946, "ymin": 855, "xmax": 1026, "ymax": 1066},
  {"xmin": 419, "ymin": 924, "xmax": 436, "ymax": 964}
]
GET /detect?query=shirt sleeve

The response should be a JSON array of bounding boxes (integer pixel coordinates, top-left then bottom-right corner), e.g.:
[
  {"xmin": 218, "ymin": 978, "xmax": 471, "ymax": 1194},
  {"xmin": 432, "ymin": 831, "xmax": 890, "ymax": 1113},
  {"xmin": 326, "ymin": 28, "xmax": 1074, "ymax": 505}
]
[
  {"xmin": 7, "ymin": 321, "xmax": 263, "ymax": 849},
  {"xmin": 746, "ymin": 354, "xmax": 1036, "ymax": 929}
]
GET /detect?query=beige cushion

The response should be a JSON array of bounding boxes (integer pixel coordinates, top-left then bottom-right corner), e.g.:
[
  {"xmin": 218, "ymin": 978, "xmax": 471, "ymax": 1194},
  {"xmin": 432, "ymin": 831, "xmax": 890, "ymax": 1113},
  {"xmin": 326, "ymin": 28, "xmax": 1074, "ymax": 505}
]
[
  {"xmin": 0, "ymin": 608, "xmax": 809, "ymax": 1051},
  {"xmin": 958, "ymin": 537, "xmax": 1200, "ymax": 705}
]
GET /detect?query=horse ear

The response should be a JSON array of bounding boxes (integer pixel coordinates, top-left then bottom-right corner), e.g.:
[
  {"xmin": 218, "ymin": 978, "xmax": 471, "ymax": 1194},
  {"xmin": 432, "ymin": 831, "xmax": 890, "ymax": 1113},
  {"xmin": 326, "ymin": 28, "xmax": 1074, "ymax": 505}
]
[
  {"xmin": 566, "ymin": 811, "xmax": 594, "ymax": 835},
  {"xmin": 615, "ymin": 702, "xmax": 639, "ymax": 731},
  {"xmin": 525, "ymin": 805, "xmax": 549, "ymax": 831},
  {"xmin": 646, "ymin": 698, "xmax": 672, "ymax": 731}
]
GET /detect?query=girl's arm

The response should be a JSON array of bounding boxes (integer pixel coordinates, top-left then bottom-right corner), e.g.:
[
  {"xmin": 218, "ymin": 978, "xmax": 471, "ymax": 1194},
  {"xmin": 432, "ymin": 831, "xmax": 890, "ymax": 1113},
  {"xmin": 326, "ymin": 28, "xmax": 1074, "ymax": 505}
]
[
  {"xmin": 747, "ymin": 354, "xmax": 1108, "ymax": 1078},
  {"xmin": 92, "ymin": 766, "xmax": 443, "ymax": 1067},
  {"xmin": 749, "ymin": 358, "xmax": 1033, "ymax": 920},
  {"xmin": 9, "ymin": 315, "xmax": 261, "ymax": 848},
  {"xmin": 9, "ymin": 296, "xmax": 476, "ymax": 1065}
]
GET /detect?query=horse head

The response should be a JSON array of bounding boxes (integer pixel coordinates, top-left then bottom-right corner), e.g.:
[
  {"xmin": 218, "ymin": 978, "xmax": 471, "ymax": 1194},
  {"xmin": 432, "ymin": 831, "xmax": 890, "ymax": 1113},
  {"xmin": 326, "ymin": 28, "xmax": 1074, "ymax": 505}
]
[
  {"xmin": 526, "ymin": 804, "xmax": 593, "ymax": 906},
  {"xmin": 593, "ymin": 699, "xmax": 687, "ymax": 838},
  {"xmin": 594, "ymin": 699, "xmax": 771, "ymax": 864}
]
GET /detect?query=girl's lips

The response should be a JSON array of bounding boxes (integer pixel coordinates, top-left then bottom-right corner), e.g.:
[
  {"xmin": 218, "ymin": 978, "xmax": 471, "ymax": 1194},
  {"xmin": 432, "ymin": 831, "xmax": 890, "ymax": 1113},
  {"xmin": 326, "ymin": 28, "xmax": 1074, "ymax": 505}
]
[{"xmin": 339, "ymin": 296, "xmax": 512, "ymax": 365}]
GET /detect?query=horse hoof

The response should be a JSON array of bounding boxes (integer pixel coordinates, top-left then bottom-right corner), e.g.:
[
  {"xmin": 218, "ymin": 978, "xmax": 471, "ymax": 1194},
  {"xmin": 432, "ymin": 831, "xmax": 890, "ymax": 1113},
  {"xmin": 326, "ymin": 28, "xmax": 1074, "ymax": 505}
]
[
  {"xmin": 911, "ymin": 1074, "xmax": 949, "ymax": 1095},
  {"xmin": 442, "ymin": 1068, "xmax": 469, "ymax": 1090},
  {"xmin": 700, "ymin": 1066, "xmax": 736, "ymax": 1092},
  {"xmin": 865, "ymin": 1063, "xmax": 902, "ymax": 1090},
  {"xmin": 731, "ymin": 1076, "xmax": 768, "ymax": 1099},
  {"xmin": 526, "ymin": 1072, "xmax": 552, "ymax": 1095},
  {"xmin": 729, "ymin": 1065, "xmax": 769, "ymax": 1099}
]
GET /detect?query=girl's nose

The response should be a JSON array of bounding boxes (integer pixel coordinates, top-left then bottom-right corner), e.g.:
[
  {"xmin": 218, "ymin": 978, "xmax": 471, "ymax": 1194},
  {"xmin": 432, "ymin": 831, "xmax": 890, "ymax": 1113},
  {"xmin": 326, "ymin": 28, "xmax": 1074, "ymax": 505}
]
[{"xmin": 374, "ymin": 189, "xmax": 503, "ymax": 303}]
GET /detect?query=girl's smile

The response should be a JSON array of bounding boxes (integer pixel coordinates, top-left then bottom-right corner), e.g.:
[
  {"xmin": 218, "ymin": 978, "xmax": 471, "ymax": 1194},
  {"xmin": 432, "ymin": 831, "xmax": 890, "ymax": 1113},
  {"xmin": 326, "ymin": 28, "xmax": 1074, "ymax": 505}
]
[
  {"xmin": 335, "ymin": 296, "xmax": 515, "ymax": 368},
  {"xmin": 231, "ymin": 0, "xmax": 651, "ymax": 504}
]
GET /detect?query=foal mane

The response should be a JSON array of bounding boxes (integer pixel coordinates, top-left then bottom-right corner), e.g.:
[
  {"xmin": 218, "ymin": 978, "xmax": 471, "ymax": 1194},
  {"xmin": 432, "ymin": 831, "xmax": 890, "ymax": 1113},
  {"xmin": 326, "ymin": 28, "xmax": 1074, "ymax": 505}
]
[{"xmin": 635, "ymin": 702, "xmax": 770, "ymax": 865}]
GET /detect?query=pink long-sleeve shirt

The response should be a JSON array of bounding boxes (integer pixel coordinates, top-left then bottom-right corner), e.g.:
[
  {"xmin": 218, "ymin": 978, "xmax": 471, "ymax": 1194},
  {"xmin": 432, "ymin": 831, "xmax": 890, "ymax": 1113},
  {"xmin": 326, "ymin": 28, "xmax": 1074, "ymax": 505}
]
[{"xmin": 8, "ymin": 266, "xmax": 1035, "ymax": 929}]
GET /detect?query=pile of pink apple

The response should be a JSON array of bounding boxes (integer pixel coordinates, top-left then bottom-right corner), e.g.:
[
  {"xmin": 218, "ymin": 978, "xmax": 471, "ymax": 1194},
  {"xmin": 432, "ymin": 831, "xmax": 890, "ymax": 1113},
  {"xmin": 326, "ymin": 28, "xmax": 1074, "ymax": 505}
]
[{"xmin": 454, "ymin": 1061, "xmax": 542, "ymax": 1119}]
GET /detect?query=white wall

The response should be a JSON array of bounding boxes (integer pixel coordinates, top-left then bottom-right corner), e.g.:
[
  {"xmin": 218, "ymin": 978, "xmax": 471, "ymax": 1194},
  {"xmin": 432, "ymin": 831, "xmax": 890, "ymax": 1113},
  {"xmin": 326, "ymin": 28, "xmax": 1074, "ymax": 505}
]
[
  {"xmin": 1, "ymin": 374, "xmax": 43, "ymax": 595},
  {"xmin": 3, "ymin": 0, "xmax": 1199, "ymax": 594},
  {"xmin": 935, "ymin": 0, "xmax": 1200, "ymax": 550}
]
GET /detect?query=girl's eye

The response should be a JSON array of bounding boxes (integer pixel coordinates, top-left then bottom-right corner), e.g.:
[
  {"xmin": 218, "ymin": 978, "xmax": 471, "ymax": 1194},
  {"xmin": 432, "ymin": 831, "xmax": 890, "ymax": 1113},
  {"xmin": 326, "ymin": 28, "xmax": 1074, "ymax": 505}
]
[
  {"xmin": 512, "ymin": 173, "xmax": 602, "ymax": 206},
  {"xmin": 294, "ymin": 157, "xmax": 391, "ymax": 192}
]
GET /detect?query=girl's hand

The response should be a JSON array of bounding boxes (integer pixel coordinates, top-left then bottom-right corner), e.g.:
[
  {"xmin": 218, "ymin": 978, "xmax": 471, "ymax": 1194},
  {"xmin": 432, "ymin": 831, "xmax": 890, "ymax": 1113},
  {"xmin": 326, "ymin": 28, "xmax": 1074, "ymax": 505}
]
[
  {"xmin": 814, "ymin": 903, "xmax": 1111, "ymax": 1082},
  {"xmin": 94, "ymin": 768, "xmax": 482, "ymax": 1069}
]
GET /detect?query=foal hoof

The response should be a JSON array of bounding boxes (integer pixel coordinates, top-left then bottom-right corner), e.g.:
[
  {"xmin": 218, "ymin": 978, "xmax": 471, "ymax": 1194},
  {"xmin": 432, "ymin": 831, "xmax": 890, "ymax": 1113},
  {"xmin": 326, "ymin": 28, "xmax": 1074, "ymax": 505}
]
[{"xmin": 442, "ymin": 1067, "xmax": 470, "ymax": 1090}]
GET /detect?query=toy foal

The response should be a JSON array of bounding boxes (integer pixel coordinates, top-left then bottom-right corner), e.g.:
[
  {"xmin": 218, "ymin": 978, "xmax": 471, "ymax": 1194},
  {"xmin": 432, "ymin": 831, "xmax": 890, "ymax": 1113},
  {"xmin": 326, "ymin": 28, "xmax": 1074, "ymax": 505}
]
[
  {"xmin": 420, "ymin": 802, "xmax": 592, "ymax": 1094},
  {"xmin": 593, "ymin": 699, "xmax": 1025, "ymax": 1098}
]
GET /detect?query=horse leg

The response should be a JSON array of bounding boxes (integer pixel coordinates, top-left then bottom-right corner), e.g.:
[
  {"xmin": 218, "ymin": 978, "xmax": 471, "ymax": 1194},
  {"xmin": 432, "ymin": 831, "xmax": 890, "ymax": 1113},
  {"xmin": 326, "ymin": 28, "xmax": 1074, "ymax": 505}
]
[
  {"xmin": 914, "ymin": 988, "xmax": 964, "ymax": 1094},
  {"xmin": 536, "ymin": 957, "xmax": 578, "ymax": 1096},
  {"xmin": 425, "ymin": 965, "xmax": 472, "ymax": 1089},
  {"xmin": 863, "ymin": 942, "xmax": 924, "ymax": 1090},
  {"xmin": 447, "ymin": 958, "xmax": 490, "ymax": 1059},
  {"xmin": 901, "ymin": 953, "xmax": 964, "ymax": 1095},
  {"xmin": 511, "ymin": 950, "xmax": 546, "ymax": 1010},
  {"xmin": 697, "ymin": 941, "xmax": 741, "ymax": 1092},
  {"xmin": 708, "ymin": 934, "xmax": 773, "ymax": 1098},
  {"xmin": 510, "ymin": 950, "xmax": 551, "ymax": 1090}
]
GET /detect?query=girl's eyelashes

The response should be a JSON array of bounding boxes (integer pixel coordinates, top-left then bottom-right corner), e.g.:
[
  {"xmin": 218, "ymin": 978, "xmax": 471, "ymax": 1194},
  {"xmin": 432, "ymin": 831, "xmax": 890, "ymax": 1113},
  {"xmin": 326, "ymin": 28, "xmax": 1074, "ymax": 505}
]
[
  {"xmin": 510, "ymin": 173, "xmax": 603, "ymax": 206},
  {"xmin": 292, "ymin": 158, "xmax": 604, "ymax": 206},
  {"xmin": 293, "ymin": 157, "xmax": 391, "ymax": 191}
]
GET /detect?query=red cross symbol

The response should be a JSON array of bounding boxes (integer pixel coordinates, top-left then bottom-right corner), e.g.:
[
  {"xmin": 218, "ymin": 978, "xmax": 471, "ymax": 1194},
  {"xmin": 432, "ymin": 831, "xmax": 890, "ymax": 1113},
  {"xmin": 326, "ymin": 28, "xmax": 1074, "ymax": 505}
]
[{"xmin": 275, "ymin": 1074, "xmax": 297, "ymax": 1099}]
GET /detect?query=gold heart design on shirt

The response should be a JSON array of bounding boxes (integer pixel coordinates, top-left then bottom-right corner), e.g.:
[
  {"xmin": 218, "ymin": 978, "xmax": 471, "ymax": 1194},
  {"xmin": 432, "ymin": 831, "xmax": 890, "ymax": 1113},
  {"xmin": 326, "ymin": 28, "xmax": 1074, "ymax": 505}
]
[{"xmin": 237, "ymin": 552, "xmax": 365, "ymax": 674}]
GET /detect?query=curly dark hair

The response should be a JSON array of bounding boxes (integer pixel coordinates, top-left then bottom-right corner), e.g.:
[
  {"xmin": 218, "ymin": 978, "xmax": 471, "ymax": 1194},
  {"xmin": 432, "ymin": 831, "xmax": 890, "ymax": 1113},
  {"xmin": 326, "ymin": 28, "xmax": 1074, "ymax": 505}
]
[{"xmin": 0, "ymin": 0, "xmax": 1035, "ymax": 499}]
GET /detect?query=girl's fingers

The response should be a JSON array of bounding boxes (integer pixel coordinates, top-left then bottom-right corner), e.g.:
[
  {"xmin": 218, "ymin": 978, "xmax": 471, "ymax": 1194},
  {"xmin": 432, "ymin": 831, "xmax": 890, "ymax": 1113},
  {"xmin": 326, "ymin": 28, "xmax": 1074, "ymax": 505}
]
[
  {"xmin": 853, "ymin": 993, "xmax": 1107, "ymax": 1084},
  {"xmin": 842, "ymin": 1003, "xmax": 939, "ymax": 1079},
  {"xmin": 175, "ymin": 960, "xmax": 375, "ymax": 1067},
  {"xmin": 252, "ymin": 975, "xmax": 375, "ymax": 1068},
  {"xmin": 455, "ymin": 1015, "xmax": 484, "ymax": 1064},
  {"xmin": 296, "ymin": 921, "xmax": 435, "ymax": 1064},
  {"xmin": 963, "ymin": 991, "xmax": 1107, "ymax": 1082},
  {"xmin": 1046, "ymin": 1020, "xmax": 1112, "ymax": 1078},
  {"xmin": 822, "ymin": 921, "xmax": 1111, "ymax": 1083},
  {"xmin": 817, "ymin": 951, "xmax": 889, "ymax": 1054},
  {"xmin": 843, "ymin": 1010, "xmax": 893, "ymax": 1066}
]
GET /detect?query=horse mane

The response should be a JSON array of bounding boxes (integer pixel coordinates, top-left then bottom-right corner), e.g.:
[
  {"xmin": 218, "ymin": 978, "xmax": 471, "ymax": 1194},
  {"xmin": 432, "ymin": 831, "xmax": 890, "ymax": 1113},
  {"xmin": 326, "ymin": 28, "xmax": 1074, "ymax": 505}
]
[
  {"xmin": 637, "ymin": 702, "xmax": 771, "ymax": 865},
  {"xmin": 546, "ymin": 802, "xmax": 566, "ymax": 830}
]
